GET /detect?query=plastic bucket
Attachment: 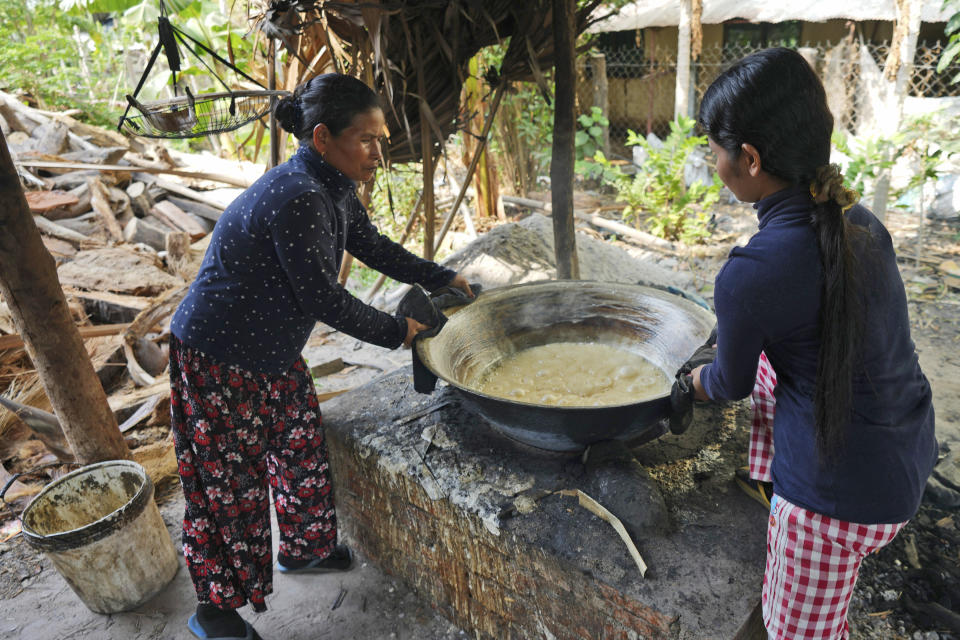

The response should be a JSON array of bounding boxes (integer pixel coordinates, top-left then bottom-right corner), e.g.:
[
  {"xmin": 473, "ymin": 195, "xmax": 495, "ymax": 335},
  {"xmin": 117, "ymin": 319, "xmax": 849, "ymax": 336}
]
[{"xmin": 19, "ymin": 459, "xmax": 178, "ymax": 614}]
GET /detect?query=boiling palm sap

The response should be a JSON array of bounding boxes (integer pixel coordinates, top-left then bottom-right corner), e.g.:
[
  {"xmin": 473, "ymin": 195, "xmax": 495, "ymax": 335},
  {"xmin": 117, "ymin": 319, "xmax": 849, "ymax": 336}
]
[{"xmin": 476, "ymin": 342, "xmax": 670, "ymax": 406}]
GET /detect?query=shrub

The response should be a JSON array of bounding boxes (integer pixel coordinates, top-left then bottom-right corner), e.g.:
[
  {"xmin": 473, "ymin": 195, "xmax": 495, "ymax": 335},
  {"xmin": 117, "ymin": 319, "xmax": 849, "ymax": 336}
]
[{"xmin": 601, "ymin": 116, "xmax": 721, "ymax": 243}]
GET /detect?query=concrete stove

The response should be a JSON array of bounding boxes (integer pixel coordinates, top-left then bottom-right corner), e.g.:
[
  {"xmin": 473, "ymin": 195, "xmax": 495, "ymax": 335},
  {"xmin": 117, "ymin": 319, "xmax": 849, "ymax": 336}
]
[{"xmin": 323, "ymin": 367, "xmax": 767, "ymax": 639}]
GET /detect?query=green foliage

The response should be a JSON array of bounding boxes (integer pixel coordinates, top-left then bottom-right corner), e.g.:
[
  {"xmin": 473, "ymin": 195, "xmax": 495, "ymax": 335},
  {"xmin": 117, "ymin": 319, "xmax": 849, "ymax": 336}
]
[
  {"xmin": 600, "ymin": 116, "xmax": 721, "ymax": 244},
  {"xmin": 938, "ymin": 0, "xmax": 960, "ymax": 84},
  {"xmin": 891, "ymin": 113, "xmax": 960, "ymax": 209},
  {"xmin": 0, "ymin": 0, "xmax": 262, "ymax": 154},
  {"xmin": 574, "ymin": 106, "xmax": 619, "ymax": 183},
  {"xmin": 575, "ymin": 106, "xmax": 607, "ymax": 159},
  {"xmin": 831, "ymin": 130, "xmax": 901, "ymax": 196},
  {"xmin": 832, "ymin": 114, "xmax": 960, "ymax": 209},
  {"xmin": 0, "ymin": 0, "xmax": 119, "ymax": 126},
  {"xmin": 368, "ymin": 162, "xmax": 422, "ymax": 243}
]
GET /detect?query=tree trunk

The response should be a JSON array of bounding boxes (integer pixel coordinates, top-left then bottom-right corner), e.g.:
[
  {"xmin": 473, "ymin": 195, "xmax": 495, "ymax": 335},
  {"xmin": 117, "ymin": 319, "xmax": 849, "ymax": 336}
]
[
  {"xmin": 551, "ymin": 0, "xmax": 580, "ymax": 280},
  {"xmin": 0, "ymin": 128, "xmax": 131, "ymax": 464},
  {"xmin": 873, "ymin": 0, "xmax": 922, "ymax": 221},
  {"xmin": 675, "ymin": 0, "xmax": 692, "ymax": 120}
]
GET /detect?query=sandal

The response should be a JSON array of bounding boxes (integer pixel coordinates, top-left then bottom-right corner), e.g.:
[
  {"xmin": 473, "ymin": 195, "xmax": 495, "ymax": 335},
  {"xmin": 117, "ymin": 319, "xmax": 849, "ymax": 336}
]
[
  {"xmin": 277, "ymin": 544, "xmax": 353, "ymax": 574},
  {"xmin": 188, "ymin": 614, "xmax": 261, "ymax": 640},
  {"xmin": 735, "ymin": 466, "xmax": 773, "ymax": 510}
]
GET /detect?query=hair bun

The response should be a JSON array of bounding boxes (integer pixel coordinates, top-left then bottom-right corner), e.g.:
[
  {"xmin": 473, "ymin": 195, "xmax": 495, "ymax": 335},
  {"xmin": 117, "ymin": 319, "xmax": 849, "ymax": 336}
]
[
  {"xmin": 274, "ymin": 96, "xmax": 300, "ymax": 134},
  {"xmin": 811, "ymin": 164, "xmax": 859, "ymax": 211}
]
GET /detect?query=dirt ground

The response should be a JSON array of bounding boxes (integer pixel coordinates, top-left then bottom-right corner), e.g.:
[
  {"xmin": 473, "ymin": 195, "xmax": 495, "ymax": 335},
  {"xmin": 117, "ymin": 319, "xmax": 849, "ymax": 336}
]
[{"xmin": 0, "ymin": 198, "xmax": 958, "ymax": 639}]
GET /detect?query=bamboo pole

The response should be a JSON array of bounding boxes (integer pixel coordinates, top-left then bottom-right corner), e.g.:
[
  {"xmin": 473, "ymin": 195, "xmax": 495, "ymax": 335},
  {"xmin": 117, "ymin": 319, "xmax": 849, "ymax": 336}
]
[
  {"xmin": 433, "ymin": 81, "xmax": 506, "ymax": 255},
  {"xmin": 551, "ymin": 0, "xmax": 580, "ymax": 280},
  {"xmin": 0, "ymin": 128, "xmax": 131, "ymax": 464},
  {"xmin": 415, "ymin": 26, "xmax": 436, "ymax": 261},
  {"xmin": 268, "ymin": 38, "xmax": 281, "ymax": 169}
]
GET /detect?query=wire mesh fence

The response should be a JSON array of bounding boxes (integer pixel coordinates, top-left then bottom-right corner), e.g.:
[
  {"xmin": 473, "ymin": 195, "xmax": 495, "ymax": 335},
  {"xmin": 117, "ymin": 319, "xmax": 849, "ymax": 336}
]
[{"xmin": 591, "ymin": 40, "xmax": 960, "ymax": 155}]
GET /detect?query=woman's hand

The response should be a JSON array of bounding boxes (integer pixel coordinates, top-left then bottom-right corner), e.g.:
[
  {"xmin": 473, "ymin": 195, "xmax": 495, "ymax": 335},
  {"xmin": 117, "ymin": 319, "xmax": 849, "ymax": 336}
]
[
  {"xmin": 447, "ymin": 274, "xmax": 474, "ymax": 298},
  {"xmin": 403, "ymin": 317, "xmax": 430, "ymax": 348},
  {"xmin": 691, "ymin": 365, "xmax": 710, "ymax": 402}
]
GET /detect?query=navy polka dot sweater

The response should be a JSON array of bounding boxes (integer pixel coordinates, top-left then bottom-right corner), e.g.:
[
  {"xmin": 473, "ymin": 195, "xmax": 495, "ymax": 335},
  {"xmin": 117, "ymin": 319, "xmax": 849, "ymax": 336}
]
[{"xmin": 171, "ymin": 144, "xmax": 455, "ymax": 375}]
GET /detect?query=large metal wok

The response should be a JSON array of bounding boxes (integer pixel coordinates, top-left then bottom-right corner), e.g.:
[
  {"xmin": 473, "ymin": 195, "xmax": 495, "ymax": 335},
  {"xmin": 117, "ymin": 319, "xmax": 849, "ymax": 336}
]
[{"xmin": 416, "ymin": 280, "xmax": 716, "ymax": 451}]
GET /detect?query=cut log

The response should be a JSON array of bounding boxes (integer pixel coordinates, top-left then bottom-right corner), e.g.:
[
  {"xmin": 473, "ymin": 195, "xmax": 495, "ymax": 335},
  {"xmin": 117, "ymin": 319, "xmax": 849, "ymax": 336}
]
[
  {"xmin": 0, "ymin": 323, "xmax": 128, "ymax": 351},
  {"xmin": 6, "ymin": 131, "xmax": 35, "ymax": 155},
  {"xmin": 61, "ymin": 146, "xmax": 128, "ymax": 165},
  {"xmin": 17, "ymin": 164, "xmax": 48, "ymax": 189},
  {"xmin": 18, "ymin": 159, "xmax": 250, "ymax": 188},
  {"xmin": 124, "ymin": 285, "xmax": 188, "ymax": 343},
  {"xmin": 33, "ymin": 215, "xmax": 102, "ymax": 246},
  {"xmin": 66, "ymin": 289, "xmax": 150, "ymax": 324},
  {"xmin": 87, "ymin": 177, "xmax": 125, "ymax": 242},
  {"xmin": 25, "ymin": 190, "xmax": 79, "ymax": 215},
  {"xmin": 50, "ymin": 211, "xmax": 102, "ymax": 238},
  {"xmin": 50, "ymin": 114, "xmax": 130, "ymax": 151},
  {"xmin": 108, "ymin": 380, "xmax": 170, "ymax": 423},
  {"xmin": 165, "ymin": 231, "xmax": 194, "ymax": 279},
  {"xmin": 124, "ymin": 154, "xmax": 253, "ymax": 188},
  {"xmin": 501, "ymin": 195, "xmax": 678, "ymax": 253},
  {"xmin": 43, "ymin": 183, "xmax": 93, "ymax": 221},
  {"xmin": 57, "ymin": 247, "xmax": 184, "ymax": 296},
  {"xmin": 109, "ymin": 185, "xmax": 135, "ymax": 225},
  {"xmin": 0, "ymin": 101, "xmax": 30, "ymax": 134},
  {"xmin": 50, "ymin": 169, "xmax": 129, "ymax": 190},
  {"xmin": 165, "ymin": 194, "xmax": 222, "ymax": 222},
  {"xmin": 309, "ymin": 358, "xmax": 345, "ymax": 378},
  {"xmin": 0, "ymin": 92, "xmax": 96, "ymax": 152},
  {"xmin": 40, "ymin": 235, "xmax": 78, "ymax": 260},
  {"xmin": 126, "ymin": 181, "xmax": 155, "ymax": 217},
  {"xmin": 30, "ymin": 121, "xmax": 70, "ymax": 155},
  {"xmin": 151, "ymin": 200, "xmax": 207, "ymax": 239},
  {"xmin": 152, "ymin": 177, "xmax": 226, "ymax": 210}
]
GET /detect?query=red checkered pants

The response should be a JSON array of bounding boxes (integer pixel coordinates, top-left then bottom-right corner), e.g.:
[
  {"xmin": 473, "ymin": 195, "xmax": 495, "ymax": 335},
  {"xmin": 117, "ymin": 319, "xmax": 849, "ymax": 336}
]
[{"xmin": 749, "ymin": 352, "xmax": 906, "ymax": 639}]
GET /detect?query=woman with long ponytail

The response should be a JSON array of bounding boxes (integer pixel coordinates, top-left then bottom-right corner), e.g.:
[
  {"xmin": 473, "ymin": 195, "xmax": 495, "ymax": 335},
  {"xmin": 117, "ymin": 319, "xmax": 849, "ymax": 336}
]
[{"xmin": 688, "ymin": 48, "xmax": 937, "ymax": 638}]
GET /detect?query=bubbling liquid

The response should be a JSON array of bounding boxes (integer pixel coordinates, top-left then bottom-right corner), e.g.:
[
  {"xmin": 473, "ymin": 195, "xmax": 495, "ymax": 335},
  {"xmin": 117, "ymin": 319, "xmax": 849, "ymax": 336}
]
[{"xmin": 475, "ymin": 342, "xmax": 670, "ymax": 407}]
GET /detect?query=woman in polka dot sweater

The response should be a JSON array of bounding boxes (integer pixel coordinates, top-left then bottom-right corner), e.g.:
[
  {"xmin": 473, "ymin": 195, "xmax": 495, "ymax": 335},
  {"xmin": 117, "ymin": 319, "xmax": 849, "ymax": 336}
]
[{"xmin": 169, "ymin": 73, "xmax": 472, "ymax": 640}]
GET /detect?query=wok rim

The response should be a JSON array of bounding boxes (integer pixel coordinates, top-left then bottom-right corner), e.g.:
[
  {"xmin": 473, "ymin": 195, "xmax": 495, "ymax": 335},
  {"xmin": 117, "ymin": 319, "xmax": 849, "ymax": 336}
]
[{"xmin": 415, "ymin": 279, "xmax": 715, "ymax": 410}]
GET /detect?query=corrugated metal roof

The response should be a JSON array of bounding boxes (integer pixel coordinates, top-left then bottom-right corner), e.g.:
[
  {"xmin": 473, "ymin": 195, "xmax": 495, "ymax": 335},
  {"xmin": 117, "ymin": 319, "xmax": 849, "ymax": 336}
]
[{"xmin": 589, "ymin": 0, "xmax": 952, "ymax": 32}]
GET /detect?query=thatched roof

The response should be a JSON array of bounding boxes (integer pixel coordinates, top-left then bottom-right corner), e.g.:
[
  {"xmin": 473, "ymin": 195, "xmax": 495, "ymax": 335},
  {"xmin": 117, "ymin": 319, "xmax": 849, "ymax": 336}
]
[{"xmin": 260, "ymin": 1, "xmax": 605, "ymax": 164}]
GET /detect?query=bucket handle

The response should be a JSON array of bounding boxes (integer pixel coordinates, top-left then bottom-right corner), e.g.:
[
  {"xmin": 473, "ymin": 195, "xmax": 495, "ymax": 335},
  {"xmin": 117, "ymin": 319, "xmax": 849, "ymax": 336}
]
[{"xmin": 0, "ymin": 462, "xmax": 80, "ymax": 517}]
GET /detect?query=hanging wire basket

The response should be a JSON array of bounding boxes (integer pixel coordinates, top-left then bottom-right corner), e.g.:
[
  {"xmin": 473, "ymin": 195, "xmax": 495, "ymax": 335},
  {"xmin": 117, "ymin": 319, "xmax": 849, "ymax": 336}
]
[{"xmin": 119, "ymin": 89, "xmax": 289, "ymax": 139}]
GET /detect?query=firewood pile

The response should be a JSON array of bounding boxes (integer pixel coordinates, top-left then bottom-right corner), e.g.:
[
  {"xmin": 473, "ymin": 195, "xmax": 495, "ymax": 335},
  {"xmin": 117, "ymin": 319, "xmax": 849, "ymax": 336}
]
[{"xmin": 0, "ymin": 90, "xmax": 259, "ymax": 511}]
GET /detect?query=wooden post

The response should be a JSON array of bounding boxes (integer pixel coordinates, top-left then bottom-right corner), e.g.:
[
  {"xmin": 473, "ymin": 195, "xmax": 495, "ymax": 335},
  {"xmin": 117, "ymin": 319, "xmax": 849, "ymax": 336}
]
[
  {"xmin": 589, "ymin": 52, "xmax": 610, "ymax": 156},
  {"xmin": 415, "ymin": 27, "xmax": 436, "ymax": 261},
  {"xmin": 551, "ymin": 0, "xmax": 580, "ymax": 280},
  {"xmin": 0, "ymin": 129, "xmax": 131, "ymax": 464}
]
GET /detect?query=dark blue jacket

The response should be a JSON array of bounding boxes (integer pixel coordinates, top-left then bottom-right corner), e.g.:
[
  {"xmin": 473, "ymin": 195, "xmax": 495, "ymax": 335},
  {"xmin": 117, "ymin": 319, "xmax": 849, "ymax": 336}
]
[
  {"xmin": 172, "ymin": 144, "xmax": 455, "ymax": 374},
  {"xmin": 701, "ymin": 186, "xmax": 936, "ymax": 524}
]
